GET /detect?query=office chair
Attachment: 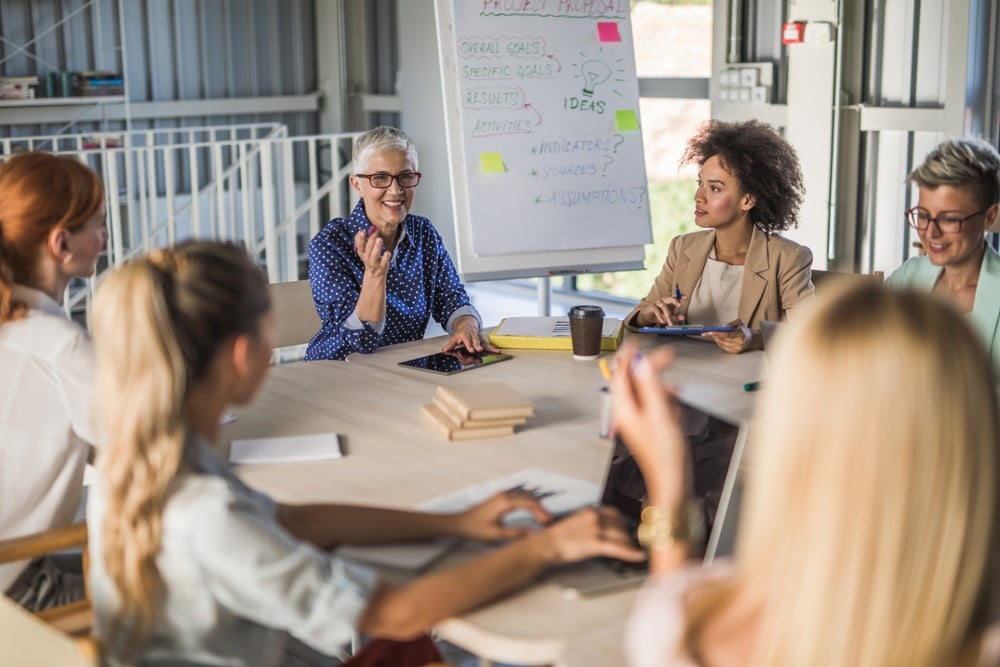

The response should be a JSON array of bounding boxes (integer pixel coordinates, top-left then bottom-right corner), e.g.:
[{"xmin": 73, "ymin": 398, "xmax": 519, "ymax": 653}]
[
  {"xmin": 268, "ymin": 280, "xmax": 322, "ymax": 362},
  {"xmin": 0, "ymin": 523, "xmax": 97, "ymax": 665}
]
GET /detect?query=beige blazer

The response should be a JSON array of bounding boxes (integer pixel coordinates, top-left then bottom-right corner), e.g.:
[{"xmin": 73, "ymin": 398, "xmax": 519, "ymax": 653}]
[{"xmin": 626, "ymin": 226, "xmax": 815, "ymax": 330}]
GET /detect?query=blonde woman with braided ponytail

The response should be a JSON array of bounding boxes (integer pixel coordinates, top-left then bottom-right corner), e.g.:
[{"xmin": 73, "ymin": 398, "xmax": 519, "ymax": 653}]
[{"xmin": 88, "ymin": 240, "xmax": 644, "ymax": 666}]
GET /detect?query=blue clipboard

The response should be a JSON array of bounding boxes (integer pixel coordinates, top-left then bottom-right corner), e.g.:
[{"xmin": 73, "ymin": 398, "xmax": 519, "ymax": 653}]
[{"xmin": 637, "ymin": 325, "xmax": 736, "ymax": 335}]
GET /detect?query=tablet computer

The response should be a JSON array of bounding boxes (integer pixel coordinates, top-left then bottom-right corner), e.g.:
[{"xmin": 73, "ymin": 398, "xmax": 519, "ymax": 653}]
[
  {"xmin": 398, "ymin": 351, "xmax": 513, "ymax": 375},
  {"xmin": 637, "ymin": 324, "xmax": 736, "ymax": 335}
]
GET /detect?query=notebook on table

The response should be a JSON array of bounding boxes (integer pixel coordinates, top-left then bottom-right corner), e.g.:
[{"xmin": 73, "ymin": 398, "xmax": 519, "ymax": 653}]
[{"xmin": 544, "ymin": 402, "xmax": 748, "ymax": 597}]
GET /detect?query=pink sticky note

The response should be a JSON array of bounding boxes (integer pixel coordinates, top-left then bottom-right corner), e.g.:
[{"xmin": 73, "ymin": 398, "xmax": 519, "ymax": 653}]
[{"xmin": 597, "ymin": 22, "xmax": 621, "ymax": 43}]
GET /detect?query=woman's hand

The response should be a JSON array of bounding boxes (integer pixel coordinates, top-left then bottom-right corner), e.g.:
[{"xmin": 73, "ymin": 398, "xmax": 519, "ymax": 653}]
[
  {"xmin": 355, "ymin": 227, "xmax": 391, "ymax": 279},
  {"xmin": 537, "ymin": 506, "xmax": 646, "ymax": 564},
  {"xmin": 610, "ymin": 341, "xmax": 688, "ymax": 506},
  {"xmin": 701, "ymin": 319, "xmax": 752, "ymax": 354},
  {"xmin": 451, "ymin": 491, "xmax": 552, "ymax": 541},
  {"xmin": 636, "ymin": 295, "xmax": 687, "ymax": 326},
  {"xmin": 441, "ymin": 315, "xmax": 500, "ymax": 354}
]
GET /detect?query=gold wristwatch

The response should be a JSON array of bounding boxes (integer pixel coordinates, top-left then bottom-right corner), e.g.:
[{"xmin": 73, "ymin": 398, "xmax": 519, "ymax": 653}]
[{"xmin": 636, "ymin": 502, "xmax": 705, "ymax": 550}]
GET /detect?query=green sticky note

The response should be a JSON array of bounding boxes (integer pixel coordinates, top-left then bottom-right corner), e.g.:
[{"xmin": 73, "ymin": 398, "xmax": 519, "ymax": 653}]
[
  {"xmin": 480, "ymin": 153, "xmax": 505, "ymax": 173},
  {"xmin": 615, "ymin": 110, "xmax": 639, "ymax": 131}
]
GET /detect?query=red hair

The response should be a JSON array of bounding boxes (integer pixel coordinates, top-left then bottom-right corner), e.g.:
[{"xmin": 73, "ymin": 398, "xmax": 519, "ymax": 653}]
[{"xmin": 0, "ymin": 152, "xmax": 105, "ymax": 324}]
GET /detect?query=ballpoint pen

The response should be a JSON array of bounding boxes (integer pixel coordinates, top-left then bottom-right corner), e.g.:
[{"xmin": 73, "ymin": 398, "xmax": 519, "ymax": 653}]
[{"xmin": 674, "ymin": 283, "xmax": 682, "ymax": 301}]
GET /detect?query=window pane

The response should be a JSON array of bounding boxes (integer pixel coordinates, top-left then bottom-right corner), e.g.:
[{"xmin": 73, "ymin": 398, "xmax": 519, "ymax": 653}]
[
  {"xmin": 574, "ymin": 1, "xmax": 713, "ymax": 301},
  {"xmin": 632, "ymin": 1, "xmax": 713, "ymax": 78}
]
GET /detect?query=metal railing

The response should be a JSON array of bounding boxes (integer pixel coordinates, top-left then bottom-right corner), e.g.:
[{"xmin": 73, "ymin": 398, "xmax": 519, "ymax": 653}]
[{"xmin": 0, "ymin": 124, "xmax": 364, "ymax": 316}]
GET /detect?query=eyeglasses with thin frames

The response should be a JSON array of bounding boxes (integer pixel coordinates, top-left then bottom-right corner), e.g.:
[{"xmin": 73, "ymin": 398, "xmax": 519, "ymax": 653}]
[
  {"xmin": 905, "ymin": 206, "xmax": 991, "ymax": 233},
  {"xmin": 355, "ymin": 172, "xmax": 422, "ymax": 189}
]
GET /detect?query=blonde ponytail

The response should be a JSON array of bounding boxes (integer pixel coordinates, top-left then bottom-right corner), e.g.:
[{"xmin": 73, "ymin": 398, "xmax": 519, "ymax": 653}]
[{"xmin": 92, "ymin": 241, "xmax": 269, "ymax": 658}]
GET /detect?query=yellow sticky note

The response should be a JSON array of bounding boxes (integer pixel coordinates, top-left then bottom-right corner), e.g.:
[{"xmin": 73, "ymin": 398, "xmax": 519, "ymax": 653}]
[
  {"xmin": 615, "ymin": 110, "xmax": 639, "ymax": 131},
  {"xmin": 480, "ymin": 153, "xmax": 505, "ymax": 173}
]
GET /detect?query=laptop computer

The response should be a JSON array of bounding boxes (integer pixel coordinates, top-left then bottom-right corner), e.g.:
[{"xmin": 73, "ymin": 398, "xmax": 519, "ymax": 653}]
[{"xmin": 545, "ymin": 402, "xmax": 748, "ymax": 597}]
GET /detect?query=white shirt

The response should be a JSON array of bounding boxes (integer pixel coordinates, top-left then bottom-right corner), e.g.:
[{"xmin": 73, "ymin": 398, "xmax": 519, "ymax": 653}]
[
  {"xmin": 88, "ymin": 437, "xmax": 378, "ymax": 666},
  {"xmin": 625, "ymin": 561, "xmax": 1000, "ymax": 666},
  {"xmin": 685, "ymin": 249, "xmax": 744, "ymax": 326},
  {"xmin": 0, "ymin": 285, "xmax": 97, "ymax": 592}
]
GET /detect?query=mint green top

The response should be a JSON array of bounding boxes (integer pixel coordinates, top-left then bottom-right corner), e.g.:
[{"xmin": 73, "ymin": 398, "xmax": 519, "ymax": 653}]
[{"xmin": 887, "ymin": 244, "xmax": 1000, "ymax": 377}]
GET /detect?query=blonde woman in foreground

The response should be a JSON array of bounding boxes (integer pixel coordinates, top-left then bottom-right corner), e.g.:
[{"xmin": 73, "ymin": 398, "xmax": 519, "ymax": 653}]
[
  {"xmin": 86, "ymin": 240, "xmax": 642, "ymax": 666},
  {"xmin": 612, "ymin": 283, "xmax": 999, "ymax": 666}
]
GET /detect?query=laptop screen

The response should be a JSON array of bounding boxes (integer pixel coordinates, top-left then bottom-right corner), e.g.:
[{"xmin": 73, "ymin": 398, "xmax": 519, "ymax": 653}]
[{"xmin": 600, "ymin": 402, "xmax": 745, "ymax": 560}]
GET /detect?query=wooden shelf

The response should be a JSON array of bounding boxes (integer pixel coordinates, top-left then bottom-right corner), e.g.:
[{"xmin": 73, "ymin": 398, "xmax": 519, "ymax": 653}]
[{"xmin": 0, "ymin": 96, "xmax": 125, "ymax": 109}]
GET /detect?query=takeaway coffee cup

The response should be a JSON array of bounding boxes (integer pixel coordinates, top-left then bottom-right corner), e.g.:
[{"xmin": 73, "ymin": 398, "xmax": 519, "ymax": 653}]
[{"xmin": 568, "ymin": 305, "xmax": 605, "ymax": 360}]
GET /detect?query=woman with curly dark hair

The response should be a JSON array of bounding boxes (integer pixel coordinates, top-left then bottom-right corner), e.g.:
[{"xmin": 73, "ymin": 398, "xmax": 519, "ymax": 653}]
[{"xmin": 625, "ymin": 120, "xmax": 815, "ymax": 353}]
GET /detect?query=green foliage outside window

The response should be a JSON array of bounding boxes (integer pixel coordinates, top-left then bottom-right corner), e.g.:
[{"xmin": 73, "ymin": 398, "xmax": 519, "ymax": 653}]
[{"xmin": 575, "ymin": 178, "xmax": 698, "ymax": 300}]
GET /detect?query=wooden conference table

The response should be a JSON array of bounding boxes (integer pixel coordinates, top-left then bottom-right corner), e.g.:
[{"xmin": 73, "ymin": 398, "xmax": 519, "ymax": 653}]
[{"xmin": 221, "ymin": 332, "xmax": 764, "ymax": 666}]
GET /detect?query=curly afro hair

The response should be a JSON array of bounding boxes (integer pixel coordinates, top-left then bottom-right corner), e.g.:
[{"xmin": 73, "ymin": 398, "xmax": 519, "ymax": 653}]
[{"xmin": 681, "ymin": 119, "xmax": 804, "ymax": 232}]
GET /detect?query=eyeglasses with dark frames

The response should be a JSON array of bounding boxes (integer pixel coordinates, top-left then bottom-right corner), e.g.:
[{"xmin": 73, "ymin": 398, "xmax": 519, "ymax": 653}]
[
  {"xmin": 905, "ymin": 206, "xmax": 991, "ymax": 234},
  {"xmin": 355, "ymin": 172, "xmax": 422, "ymax": 189}
]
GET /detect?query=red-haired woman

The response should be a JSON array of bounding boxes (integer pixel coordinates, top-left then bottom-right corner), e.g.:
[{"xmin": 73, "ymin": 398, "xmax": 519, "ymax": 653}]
[{"xmin": 0, "ymin": 151, "xmax": 107, "ymax": 610}]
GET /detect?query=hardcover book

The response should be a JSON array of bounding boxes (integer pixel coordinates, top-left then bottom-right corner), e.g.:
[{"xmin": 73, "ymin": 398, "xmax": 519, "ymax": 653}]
[
  {"xmin": 420, "ymin": 403, "xmax": 516, "ymax": 441},
  {"xmin": 434, "ymin": 383, "xmax": 534, "ymax": 421}
]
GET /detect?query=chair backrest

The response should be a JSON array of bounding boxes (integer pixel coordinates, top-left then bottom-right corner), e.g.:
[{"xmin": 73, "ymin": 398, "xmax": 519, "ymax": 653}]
[
  {"xmin": 0, "ymin": 595, "xmax": 97, "ymax": 666},
  {"xmin": 811, "ymin": 269, "xmax": 885, "ymax": 295},
  {"xmin": 268, "ymin": 280, "xmax": 322, "ymax": 349},
  {"xmin": 0, "ymin": 523, "xmax": 97, "ymax": 665}
]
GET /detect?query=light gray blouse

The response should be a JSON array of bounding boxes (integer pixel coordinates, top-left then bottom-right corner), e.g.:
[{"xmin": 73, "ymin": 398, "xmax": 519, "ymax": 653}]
[{"xmin": 87, "ymin": 436, "xmax": 378, "ymax": 666}]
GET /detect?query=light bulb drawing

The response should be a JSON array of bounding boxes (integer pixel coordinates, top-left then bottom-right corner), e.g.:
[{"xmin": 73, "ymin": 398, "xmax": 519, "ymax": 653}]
[{"xmin": 580, "ymin": 59, "xmax": 611, "ymax": 97}]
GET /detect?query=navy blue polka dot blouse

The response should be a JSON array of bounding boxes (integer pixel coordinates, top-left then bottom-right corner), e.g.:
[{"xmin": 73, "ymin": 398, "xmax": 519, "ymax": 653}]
[{"xmin": 304, "ymin": 200, "xmax": 480, "ymax": 361}]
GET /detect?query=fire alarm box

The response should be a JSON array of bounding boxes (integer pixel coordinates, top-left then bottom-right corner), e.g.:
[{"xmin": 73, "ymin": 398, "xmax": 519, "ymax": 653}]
[{"xmin": 782, "ymin": 22, "xmax": 806, "ymax": 44}]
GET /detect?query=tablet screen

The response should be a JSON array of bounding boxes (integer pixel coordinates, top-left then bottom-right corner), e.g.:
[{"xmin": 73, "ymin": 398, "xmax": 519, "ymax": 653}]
[
  {"xmin": 398, "ymin": 351, "xmax": 513, "ymax": 375},
  {"xmin": 636, "ymin": 324, "xmax": 736, "ymax": 335}
]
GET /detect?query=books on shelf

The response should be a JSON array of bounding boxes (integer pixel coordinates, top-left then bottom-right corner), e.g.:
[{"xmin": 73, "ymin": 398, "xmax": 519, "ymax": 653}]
[
  {"xmin": 421, "ymin": 383, "xmax": 533, "ymax": 441},
  {"xmin": 0, "ymin": 76, "xmax": 39, "ymax": 100},
  {"xmin": 488, "ymin": 316, "xmax": 624, "ymax": 351},
  {"xmin": 74, "ymin": 71, "xmax": 124, "ymax": 97}
]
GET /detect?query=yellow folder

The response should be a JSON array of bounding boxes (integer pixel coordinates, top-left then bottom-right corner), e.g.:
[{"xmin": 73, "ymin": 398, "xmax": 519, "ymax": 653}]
[{"xmin": 488, "ymin": 316, "xmax": 624, "ymax": 351}]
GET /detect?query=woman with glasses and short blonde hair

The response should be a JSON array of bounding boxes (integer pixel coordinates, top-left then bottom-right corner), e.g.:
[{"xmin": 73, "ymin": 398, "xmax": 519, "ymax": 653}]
[
  {"xmin": 888, "ymin": 137, "xmax": 1000, "ymax": 373},
  {"xmin": 306, "ymin": 126, "xmax": 497, "ymax": 360}
]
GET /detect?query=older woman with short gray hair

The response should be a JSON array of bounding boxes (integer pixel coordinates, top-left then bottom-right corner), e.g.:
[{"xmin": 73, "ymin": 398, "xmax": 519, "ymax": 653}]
[{"xmin": 305, "ymin": 126, "xmax": 497, "ymax": 360}]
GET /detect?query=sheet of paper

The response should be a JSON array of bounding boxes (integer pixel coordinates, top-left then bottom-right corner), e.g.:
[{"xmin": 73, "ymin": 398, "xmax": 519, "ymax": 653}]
[
  {"xmin": 228, "ymin": 432, "xmax": 343, "ymax": 465},
  {"xmin": 418, "ymin": 468, "xmax": 601, "ymax": 517},
  {"xmin": 335, "ymin": 469, "xmax": 600, "ymax": 571}
]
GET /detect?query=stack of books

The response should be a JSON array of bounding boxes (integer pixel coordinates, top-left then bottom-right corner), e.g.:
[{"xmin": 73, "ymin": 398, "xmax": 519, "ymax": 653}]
[
  {"xmin": 0, "ymin": 76, "xmax": 39, "ymax": 100},
  {"xmin": 421, "ymin": 383, "xmax": 534, "ymax": 441},
  {"xmin": 74, "ymin": 71, "xmax": 124, "ymax": 97}
]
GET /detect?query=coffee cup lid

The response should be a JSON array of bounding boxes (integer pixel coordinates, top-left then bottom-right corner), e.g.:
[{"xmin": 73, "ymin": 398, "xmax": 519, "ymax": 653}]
[{"xmin": 569, "ymin": 305, "xmax": 605, "ymax": 318}]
